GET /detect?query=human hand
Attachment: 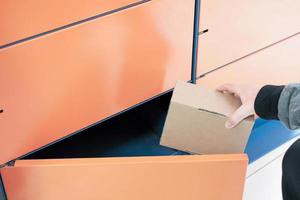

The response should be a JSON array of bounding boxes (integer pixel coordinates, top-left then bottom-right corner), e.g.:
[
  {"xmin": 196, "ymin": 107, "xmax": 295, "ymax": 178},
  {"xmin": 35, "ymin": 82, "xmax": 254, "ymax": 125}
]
[{"xmin": 216, "ymin": 84, "xmax": 262, "ymax": 128}]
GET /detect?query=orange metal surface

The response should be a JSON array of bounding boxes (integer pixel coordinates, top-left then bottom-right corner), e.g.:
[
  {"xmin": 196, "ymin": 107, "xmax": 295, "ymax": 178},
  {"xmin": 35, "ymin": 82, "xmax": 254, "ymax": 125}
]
[
  {"xmin": 198, "ymin": 0, "xmax": 300, "ymax": 76},
  {"xmin": 197, "ymin": 33, "xmax": 300, "ymax": 88},
  {"xmin": 1, "ymin": 155, "xmax": 248, "ymax": 200},
  {"xmin": 0, "ymin": 0, "xmax": 142, "ymax": 46},
  {"xmin": 0, "ymin": 0, "xmax": 195, "ymax": 165}
]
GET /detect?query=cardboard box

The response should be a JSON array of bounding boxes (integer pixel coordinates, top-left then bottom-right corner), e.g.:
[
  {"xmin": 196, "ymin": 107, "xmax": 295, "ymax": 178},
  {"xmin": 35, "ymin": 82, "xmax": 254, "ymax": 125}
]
[{"xmin": 160, "ymin": 81, "xmax": 254, "ymax": 154}]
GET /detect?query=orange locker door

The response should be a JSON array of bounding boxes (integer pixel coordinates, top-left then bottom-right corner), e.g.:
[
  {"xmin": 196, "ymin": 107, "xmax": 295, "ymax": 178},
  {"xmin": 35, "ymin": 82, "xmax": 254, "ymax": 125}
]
[
  {"xmin": 197, "ymin": 0, "xmax": 300, "ymax": 76},
  {"xmin": 0, "ymin": 0, "xmax": 144, "ymax": 46},
  {"xmin": 0, "ymin": 0, "xmax": 195, "ymax": 165},
  {"xmin": 1, "ymin": 155, "xmax": 248, "ymax": 200},
  {"xmin": 197, "ymin": 33, "xmax": 300, "ymax": 88}
]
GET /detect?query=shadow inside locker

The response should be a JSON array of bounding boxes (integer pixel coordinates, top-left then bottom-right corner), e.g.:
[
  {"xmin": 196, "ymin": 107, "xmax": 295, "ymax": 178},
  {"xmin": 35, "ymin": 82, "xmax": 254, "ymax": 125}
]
[{"xmin": 23, "ymin": 91, "xmax": 187, "ymax": 160}]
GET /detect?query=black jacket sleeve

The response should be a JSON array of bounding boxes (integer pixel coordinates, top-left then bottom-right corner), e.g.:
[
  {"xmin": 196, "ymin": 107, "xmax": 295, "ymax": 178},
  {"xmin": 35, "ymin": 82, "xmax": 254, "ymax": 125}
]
[{"xmin": 254, "ymin": 85, "xmax": 285, "ymax": 120}]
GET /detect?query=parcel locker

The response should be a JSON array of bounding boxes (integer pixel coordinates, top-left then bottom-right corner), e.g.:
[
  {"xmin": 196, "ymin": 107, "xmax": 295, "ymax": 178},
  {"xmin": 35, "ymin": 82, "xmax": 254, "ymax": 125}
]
[
  {"xmin": 2, "ymin": 0, "xmax": 300, "ymax": 199},
  {"xmin": 0, "ymin": 0, "xmax": 249, "ymax": 199}
]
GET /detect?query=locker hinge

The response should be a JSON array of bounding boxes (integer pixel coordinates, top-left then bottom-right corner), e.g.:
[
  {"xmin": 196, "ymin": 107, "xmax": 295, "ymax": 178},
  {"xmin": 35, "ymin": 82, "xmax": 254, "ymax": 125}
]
[{"xmin": 0, "ymin": 160, "xmax": 15, "ymax": 169}]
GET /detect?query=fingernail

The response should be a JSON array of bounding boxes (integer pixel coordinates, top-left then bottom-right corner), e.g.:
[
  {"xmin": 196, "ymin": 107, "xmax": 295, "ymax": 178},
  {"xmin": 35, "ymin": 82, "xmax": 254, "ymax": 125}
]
[{"xmin": 225, "ymin": 121, "xmax": 233, "ymax": 129}]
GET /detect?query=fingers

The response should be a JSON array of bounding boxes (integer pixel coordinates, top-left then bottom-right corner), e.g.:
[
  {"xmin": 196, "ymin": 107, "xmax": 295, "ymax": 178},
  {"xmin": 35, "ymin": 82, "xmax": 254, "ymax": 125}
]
[
  {"xmin": 216, "ymin": 84, "xmax": 240, "ymax": 97},
  {"xmin": 225, "ymin": 104, "xmax": 253, "ymax": 128}
]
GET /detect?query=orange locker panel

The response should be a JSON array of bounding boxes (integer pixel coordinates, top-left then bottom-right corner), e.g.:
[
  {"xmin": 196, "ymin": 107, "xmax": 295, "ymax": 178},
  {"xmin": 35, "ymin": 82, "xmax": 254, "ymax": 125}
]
[
  {"xmin": 0, "ymin": 0, "xmax": 195, "ymax": 165},
  {"xmin": 0, "ymin": 0, "xmax": 142, "ymax": 46},
  {"xmin": 1, "ymin": 155, "xmax": 248, "ymax": 200},
  {"xmin": 197, "ymin": 33, "xmax": 300, "ymax": 88},
  {"xmin": 198, "ymin": 0, "xmax": 300, "ymax": 75}
]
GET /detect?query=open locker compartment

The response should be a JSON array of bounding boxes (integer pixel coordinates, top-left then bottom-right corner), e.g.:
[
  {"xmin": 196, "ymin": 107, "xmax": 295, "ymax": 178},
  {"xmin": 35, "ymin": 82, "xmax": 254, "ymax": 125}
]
[
  {"xmin": 0, "ymin": 92, "xmax": 248, "ymax": 200},
  {"xmin": 14, "ymin": 92, "xmax": 186, "ymax": 160}
]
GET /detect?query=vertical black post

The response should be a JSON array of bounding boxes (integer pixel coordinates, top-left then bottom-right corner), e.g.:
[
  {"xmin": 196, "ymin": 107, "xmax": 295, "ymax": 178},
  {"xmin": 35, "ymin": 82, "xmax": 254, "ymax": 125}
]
[
  {"xmin": 191, "ymin": 0, "xmax": 201, "ymax": 84},
  {"xmin": 0, "ymin": 175, "xmax": 7, "ymax": 200}
]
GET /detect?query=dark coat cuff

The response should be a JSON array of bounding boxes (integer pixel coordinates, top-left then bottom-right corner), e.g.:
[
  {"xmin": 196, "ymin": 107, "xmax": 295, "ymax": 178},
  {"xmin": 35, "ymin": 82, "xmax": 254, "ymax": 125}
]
[{"xmin": 254, "ymin": 85, "xmax": 285, "ymax": 120}]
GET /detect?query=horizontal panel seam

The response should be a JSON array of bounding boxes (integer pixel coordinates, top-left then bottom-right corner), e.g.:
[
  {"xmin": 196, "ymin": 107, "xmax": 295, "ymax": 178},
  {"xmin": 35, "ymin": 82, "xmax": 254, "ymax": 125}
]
[
  {"xmin": 0, "ymin": 0, "xmax": 151, "ymax": 49},
  {"xmin": 197, "ymin": 31, "xmax": 300, "ymax": 79}
]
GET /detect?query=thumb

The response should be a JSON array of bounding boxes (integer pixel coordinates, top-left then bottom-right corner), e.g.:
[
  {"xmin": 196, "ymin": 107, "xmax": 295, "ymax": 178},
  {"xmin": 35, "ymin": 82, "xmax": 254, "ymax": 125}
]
[{"xmin": 225, "ymin": 104, "xmax": 253, "ymax": 129}]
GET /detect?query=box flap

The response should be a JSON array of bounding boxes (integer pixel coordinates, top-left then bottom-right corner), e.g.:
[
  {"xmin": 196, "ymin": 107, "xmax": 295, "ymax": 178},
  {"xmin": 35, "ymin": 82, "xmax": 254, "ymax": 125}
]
[{"xmin": 173, "ymin": 81, "xmax": 242, "ymax": 117}]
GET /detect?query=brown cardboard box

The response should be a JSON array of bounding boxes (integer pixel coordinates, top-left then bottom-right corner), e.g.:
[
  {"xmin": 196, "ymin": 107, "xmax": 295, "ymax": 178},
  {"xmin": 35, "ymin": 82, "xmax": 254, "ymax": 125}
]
[{"xmin": 160, "ymin": 81, "xmax": 254, "ymax": 154}]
